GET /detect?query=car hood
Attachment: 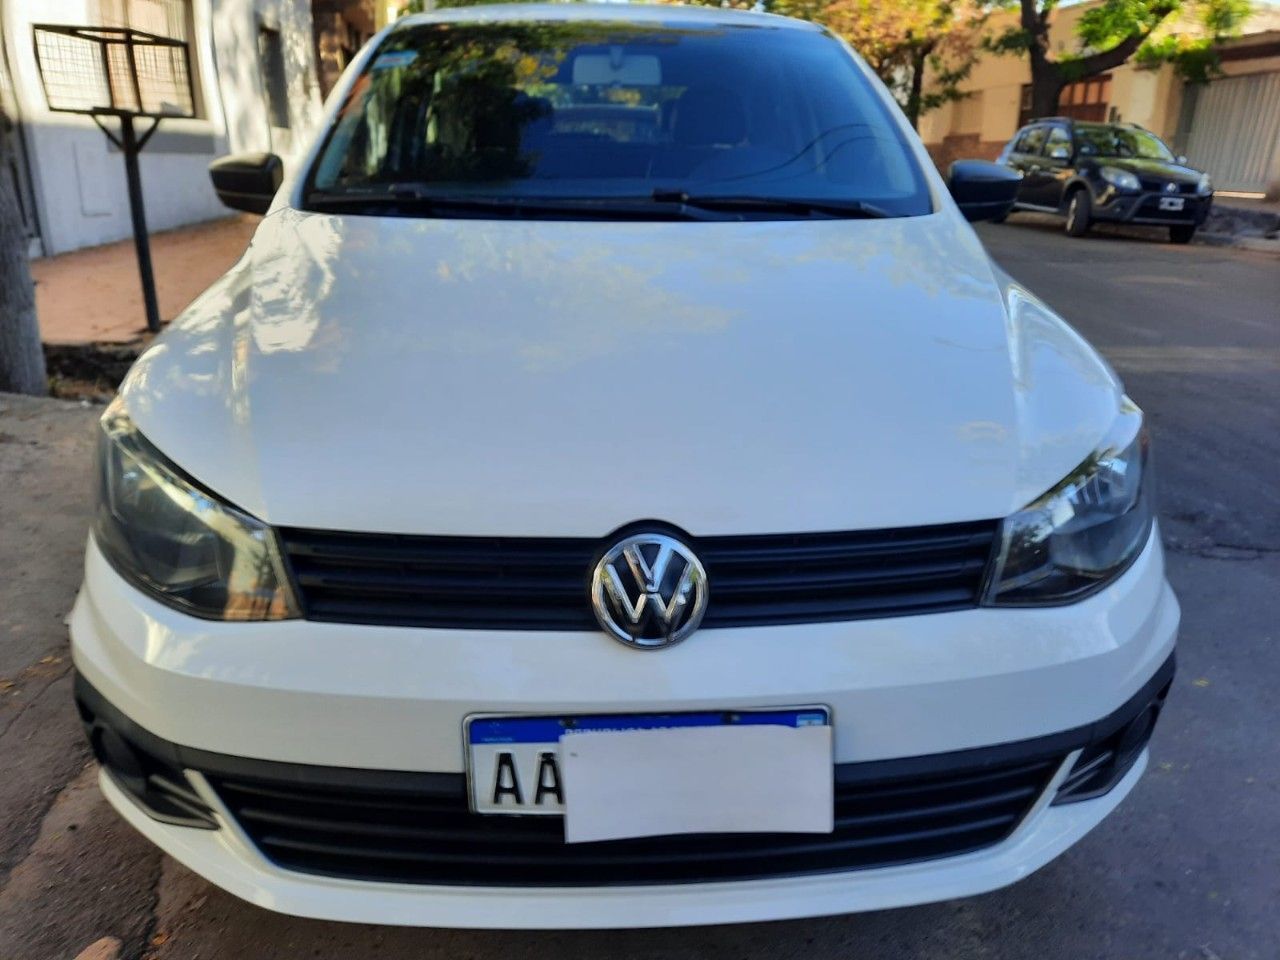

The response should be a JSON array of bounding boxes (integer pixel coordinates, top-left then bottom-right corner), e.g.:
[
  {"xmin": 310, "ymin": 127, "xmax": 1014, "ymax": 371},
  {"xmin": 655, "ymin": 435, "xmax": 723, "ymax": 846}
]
[
  {"xmin": 1091, "ymin": 156, "xmax": 1202, "ymax": 185},
  {"xmin": 121, "ymin": 209, "xmax": 1122, "ymax": 536}
]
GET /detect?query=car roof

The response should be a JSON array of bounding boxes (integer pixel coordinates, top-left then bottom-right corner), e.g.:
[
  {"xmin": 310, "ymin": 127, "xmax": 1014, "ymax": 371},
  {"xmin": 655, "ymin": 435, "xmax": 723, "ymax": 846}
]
[{"xmin": 392, "ymin": 2, "xmax": 821, "ymax": 33}]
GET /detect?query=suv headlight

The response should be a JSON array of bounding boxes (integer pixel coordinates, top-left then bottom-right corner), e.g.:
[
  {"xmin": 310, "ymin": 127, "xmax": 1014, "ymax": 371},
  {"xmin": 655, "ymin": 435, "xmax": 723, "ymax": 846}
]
[
  {"xmin": 984, "ymin": 400, "xmax": 1153, "ymax": 605},
  {"xmin": 1099, "ymin": 166, "xmax": 1141, "ymax": 192},
  {"xmin": 1196, "ymin": 173, "xmax": 1212, "ymax": 196},
  {"xmin": 93, "ymin": 402, "xmax": 299, "ymax": 620}
]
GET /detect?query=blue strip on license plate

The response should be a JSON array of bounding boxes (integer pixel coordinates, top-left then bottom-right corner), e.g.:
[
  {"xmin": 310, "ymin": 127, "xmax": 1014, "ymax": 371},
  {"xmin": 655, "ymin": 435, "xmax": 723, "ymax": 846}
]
[{"xmin": 468, "ymin": 707, "xmax": 829, "ymax": 746}]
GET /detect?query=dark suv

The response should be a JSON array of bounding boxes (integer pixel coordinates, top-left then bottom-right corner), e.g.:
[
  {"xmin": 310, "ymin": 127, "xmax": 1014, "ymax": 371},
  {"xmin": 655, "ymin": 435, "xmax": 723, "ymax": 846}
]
[{"xmin": 995, "ymin": 118, "xmax": 1213, "ymax": 243}]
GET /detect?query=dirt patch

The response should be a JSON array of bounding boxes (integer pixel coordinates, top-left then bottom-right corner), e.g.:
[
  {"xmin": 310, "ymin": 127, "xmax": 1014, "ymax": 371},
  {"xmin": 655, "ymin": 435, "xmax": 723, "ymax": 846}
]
[
  {"xmin": 44, "ymin": 341, "xmax": 145, "ymax": 402},
  {"xmin": 1205, "ymin": 203, "xmax": 1280, "ymax": 240},
  {"xmin": 0, "ymin": 393, "xmax": 100, "ymax": 677},
  {"xmin": 0, "ymin": 764, "xmax": 162, "ymax": 960}
]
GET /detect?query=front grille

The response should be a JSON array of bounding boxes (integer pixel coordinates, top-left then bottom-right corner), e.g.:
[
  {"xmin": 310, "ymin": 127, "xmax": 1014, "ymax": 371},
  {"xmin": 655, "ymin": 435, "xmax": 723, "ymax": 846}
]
[
  {"xmin": 209, "ymin": 753, "xmax": 1059, "ymax": 886},
  {"xmin": 1137, "ymin": 177, "xmax": 1197, "ymax": 194},
  {"xmin": 279, "ymin": 520, "xmax": 998, "ymax": 630}
]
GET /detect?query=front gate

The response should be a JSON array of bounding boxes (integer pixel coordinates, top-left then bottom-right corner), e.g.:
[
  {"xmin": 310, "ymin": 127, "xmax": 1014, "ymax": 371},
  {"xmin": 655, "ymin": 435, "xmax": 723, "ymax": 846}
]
[{"xmin": 1181, "ymin": 71, "xmax": 1280, "ymax": 195}]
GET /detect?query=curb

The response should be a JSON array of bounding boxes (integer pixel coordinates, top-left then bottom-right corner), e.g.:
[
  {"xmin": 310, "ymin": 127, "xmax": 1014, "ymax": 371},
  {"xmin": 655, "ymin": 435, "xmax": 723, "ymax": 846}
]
[{"xmin": 1196, "ymin": 233, "xmax": 1280, "ymax": 257}]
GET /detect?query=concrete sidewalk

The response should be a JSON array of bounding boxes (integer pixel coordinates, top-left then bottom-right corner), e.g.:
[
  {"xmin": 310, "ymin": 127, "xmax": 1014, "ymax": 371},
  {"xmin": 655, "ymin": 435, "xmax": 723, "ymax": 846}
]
[{"xmin": 33, "ymin": 215, "xmax": 257, "ymax": 344}]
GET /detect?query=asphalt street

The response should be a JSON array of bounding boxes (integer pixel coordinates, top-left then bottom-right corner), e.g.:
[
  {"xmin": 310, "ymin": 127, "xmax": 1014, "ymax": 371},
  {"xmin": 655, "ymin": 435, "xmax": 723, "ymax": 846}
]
[{"xmin": 0, "ymin": 219, "xmax": 1277, "ymax": 960}]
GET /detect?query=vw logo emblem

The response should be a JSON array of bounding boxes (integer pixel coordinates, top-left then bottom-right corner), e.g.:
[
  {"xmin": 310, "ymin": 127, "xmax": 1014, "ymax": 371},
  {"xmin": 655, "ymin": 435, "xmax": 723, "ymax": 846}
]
[
  {"xmin": 1165, "ymin": 181, "xmax": 1178, "ymax": 194},
  {"xmin": 591, "ymin": 533, "xmax": 708, "ymax": 649}
]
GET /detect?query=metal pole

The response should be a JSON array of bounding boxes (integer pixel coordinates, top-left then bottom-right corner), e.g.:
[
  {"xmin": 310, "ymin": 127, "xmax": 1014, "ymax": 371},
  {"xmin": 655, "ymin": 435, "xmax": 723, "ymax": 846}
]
[{"xmin": 120, "ymin": 114, "xmax": 160, "ymax": 334}]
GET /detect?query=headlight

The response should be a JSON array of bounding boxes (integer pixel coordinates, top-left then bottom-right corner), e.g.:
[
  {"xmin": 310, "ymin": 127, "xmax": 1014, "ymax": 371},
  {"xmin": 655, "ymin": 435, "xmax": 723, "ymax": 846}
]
[
  {"xmin": 984, "ymin": 400, "xmax": 1153, "ymax": 605},
  {"xmin": 93, "ymin": 402, "xmax": 299, "ymax": 620},
  {"xmin": 1099, "ymin": 166, "xmax": 1141, "ymax": 192},
  {"xmin": 1196, "ymin": 173, "xmax": 1212, "ymax": 196}
]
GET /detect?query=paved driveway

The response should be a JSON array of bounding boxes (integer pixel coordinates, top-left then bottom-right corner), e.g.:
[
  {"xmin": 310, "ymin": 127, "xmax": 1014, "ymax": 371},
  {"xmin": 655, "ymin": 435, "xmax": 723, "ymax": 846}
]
[{"xmin": 1, "ymin": 221, "xmax": 1277, "ymax": 960}]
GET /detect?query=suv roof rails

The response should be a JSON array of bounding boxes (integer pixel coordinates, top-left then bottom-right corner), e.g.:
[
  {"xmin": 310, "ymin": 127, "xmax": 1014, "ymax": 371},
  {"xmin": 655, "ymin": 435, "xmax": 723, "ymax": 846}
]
[{"xmin": 1028, "ymin": 116, "xmax": 1148, "ymax": 132}]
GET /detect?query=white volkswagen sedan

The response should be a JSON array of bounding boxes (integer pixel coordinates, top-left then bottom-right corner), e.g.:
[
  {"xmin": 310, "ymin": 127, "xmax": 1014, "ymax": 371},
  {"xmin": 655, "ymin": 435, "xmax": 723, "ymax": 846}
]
[{"xmin": 71, "ymin": 3, "xmax": 1178, "ymax": 929}]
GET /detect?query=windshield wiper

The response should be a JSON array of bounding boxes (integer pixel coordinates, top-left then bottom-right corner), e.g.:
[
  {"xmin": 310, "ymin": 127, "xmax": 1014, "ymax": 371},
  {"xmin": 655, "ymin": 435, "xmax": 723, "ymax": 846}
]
[
  {"xmin": 649, "ymin": 190, "xmax": 894, "ymax": 220},
  {"xmin": 304, "ymin": 189, "xmax": 721, "ymax": 220},
  {"xmin": 304, "ymin": 188, "xmax": 897, "ymax": 221},
  {"xmin": 305, "ymin": 190, "xmax": 587, "ymax": 215}
]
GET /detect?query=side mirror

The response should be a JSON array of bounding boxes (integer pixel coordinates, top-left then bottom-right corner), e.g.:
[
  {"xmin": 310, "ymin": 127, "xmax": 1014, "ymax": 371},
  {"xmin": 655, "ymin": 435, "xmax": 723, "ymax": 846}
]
[
  {"xmin": 948, "ymin": 159, "xmax": 1021, "ymax": 223},
  {"xmin": 209, "ymin": 153, "xmax": 283, "ymax": 215},
  {"xmin": 1176, "ymin": 154, "xmax": 1188, "ymax": 165},
  {"xmin": 1048, "ymin": 145, "xmax": 1071, "ymax": 162}
]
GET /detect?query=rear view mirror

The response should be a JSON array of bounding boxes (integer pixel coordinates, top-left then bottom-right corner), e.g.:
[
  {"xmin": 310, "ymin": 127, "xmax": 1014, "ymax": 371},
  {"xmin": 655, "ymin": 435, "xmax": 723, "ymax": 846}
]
[
  {"xmin": 209, "ymin": 153, "xmax": 283, "ymax": 215},
  {"xmin": 572, "ymin": 52, "xmax": 661, "ymax": 86},
  {"xmin": 948, "ymin": 160, "xmax": 1021, "ymax": 222}
]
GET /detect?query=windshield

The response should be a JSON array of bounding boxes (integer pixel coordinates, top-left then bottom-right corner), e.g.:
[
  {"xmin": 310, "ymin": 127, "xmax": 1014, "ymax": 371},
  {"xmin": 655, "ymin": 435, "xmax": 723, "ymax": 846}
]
[
  {"xmin": 304, "ymin": 20, "xmax": 931, "ymax": 219},
  {"xmin": 1074, "ymin": 124, "xmax": 1176, "ymax": 162}
]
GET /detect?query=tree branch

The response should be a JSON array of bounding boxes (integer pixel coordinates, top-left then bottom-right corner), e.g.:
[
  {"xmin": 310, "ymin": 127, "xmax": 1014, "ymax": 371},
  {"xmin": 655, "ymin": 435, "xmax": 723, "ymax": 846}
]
[
  {"xmin": 1059, "ymin": 0, "xmax": 1180, "ymax": 78},
  {"xmin": 1066, "ymin": 31, "xmax": 1151, "ymax": 76}
]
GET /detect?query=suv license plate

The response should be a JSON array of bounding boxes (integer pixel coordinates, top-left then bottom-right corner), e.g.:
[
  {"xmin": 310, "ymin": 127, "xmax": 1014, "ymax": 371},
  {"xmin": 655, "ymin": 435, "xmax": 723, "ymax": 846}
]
[{"xmin": 1159, "ymin": 196, "xmax": 1185, "ymax": 211}]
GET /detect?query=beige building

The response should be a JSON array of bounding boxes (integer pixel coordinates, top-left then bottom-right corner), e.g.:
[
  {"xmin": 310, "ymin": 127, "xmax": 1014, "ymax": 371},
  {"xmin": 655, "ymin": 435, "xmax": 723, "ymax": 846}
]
[{"xmin": 919, "ymin": 2, "xmax": 1280, "ymax": 198}]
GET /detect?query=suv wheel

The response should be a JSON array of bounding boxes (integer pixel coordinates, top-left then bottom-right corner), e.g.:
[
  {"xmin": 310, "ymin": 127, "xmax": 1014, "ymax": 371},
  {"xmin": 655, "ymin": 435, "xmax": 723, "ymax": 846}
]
[
  {"xmin": 1169, "ymin": 224, "xmax": 1196, "ymax": 244},
  {"xmin": 1065, "ymin": 190, "xmax": 1092, "ymax": 237}
]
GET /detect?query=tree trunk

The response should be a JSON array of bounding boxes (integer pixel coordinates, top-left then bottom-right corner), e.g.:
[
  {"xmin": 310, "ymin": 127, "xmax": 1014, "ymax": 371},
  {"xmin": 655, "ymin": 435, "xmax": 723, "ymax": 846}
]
[
  {"xmin": 904, "ymin": 46, "xmax": 929, "ymax": 130},
  {"xmin": 1029, "ymin": 68, "xmax": 1065, "ymax": 120},
  {"xmin": 0, "ymin": 147, "xmax": 45, "ymax": 396},
  {"xmin": 1020, "ymin": 0, "xmax": 1064, "ymax": 122}
]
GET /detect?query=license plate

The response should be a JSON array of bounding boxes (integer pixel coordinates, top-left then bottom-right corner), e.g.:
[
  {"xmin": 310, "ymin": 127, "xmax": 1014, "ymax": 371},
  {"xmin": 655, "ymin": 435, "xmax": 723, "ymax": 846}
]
[
  {"xmin": 1159, "ymin": 196, "xmax": 1185, "ymax": 211},
  {"xmin": 466, "ymin": 708, "xmax": 830, "ymax": 818}
]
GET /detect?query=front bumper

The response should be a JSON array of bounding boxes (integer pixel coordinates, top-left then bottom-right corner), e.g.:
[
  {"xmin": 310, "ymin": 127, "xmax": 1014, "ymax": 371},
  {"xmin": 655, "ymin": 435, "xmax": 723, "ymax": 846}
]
[
  {"xmin": 1094, "ymin": 191, "xmax": 1212, "ymax": 226},
  {"xmin": 95, "ymin": 753, "xmax": 1149, "ymax": 928},
  {"xmin": 70, "ymin": 530, "xmax": 1179, "ymax": 926}
]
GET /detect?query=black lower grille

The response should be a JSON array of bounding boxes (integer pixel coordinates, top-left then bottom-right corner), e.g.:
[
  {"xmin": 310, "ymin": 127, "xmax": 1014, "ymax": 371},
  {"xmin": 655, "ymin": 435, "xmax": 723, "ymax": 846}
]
[
  {"xmin": 1134, "ymin": 195, "xmax": 1201, "ymax": 220},
  {"xmin": 278, "ymin": 520, "xmax": 998, "ymax": 631},
  {"xmin": 209, "ymin": 754, "xmax": 1058, "ymax": 887}
]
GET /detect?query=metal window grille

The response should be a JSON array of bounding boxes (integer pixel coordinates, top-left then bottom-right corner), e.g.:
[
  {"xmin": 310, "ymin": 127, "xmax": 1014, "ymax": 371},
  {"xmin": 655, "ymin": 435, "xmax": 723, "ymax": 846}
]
[{"xmin": 33, "ymin": 24, "xmax": 194, "ymax": 118}]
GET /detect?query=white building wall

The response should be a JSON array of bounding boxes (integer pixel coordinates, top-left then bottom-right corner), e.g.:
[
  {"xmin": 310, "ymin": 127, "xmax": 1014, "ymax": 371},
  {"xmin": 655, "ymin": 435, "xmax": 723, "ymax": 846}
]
[
  {"xmin": 2, "ymin": 0, "xmax": 323, "ymax": 257},
  {"xmin": 212, "ymin": 0, "xmax": 325, "ymax": 159}
]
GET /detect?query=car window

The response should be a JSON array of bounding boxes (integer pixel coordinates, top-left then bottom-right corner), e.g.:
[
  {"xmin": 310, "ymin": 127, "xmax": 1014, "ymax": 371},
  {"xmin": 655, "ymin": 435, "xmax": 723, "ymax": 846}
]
[
  {"xmin": 305, "ymin": 20, "xmax": 931, "ymax": 218},
  {"xmin": 1018, "ymin": 126, "xmax": 1048, "ymax": 156},
  {"xmin": 1074, "ymin": 124, "xmax": 1175, "ymax": 161},
  {"xmin": 1044, "ymin": 127, "xmax": 1071, "ymax": 158}
]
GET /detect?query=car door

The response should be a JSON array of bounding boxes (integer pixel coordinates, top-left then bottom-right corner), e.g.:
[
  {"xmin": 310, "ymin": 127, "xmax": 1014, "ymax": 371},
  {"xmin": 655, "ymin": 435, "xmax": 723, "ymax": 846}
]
[
  {"xmin": 1006, "ymin": 125, "xmax": 1048, "ymax": 206},
  {"xmin": 1030, "ymin": 125, "xmax": 1074, "ymax": 209},
  {"xmin": 1008, "ymin": 124, "xmax": 1059, "ymax": 207}
]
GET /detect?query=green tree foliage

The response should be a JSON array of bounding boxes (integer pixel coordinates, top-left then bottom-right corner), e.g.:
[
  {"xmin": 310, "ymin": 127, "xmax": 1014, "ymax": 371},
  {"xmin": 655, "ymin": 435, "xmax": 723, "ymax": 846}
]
[
  {"xmin": 989, "ymin": 0, "xmax": 1252, "ymax": 121},
  {"xmin": 1132, "ymin": 0, "xmax": 1253, "ymax": 81}
]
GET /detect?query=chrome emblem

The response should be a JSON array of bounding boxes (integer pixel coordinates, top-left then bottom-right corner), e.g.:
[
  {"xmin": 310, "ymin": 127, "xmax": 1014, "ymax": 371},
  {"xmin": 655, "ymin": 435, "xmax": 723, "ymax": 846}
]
[
  {"xmin": 591, "ymin": 533, "xmax": 708, "ymax": 649},
  {"xmin": 1165, "ymin": 181, "xmax": 1179, "ymax": 193}
]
